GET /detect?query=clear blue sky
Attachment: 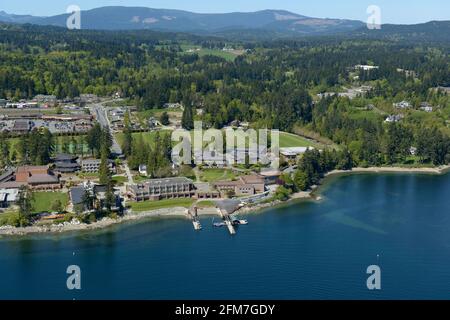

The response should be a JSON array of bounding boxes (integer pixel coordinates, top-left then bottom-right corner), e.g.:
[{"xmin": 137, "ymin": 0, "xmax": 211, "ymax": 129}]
[{"xmin": 2, "ymin": 0, "xmax": 449, "ymax": 24}]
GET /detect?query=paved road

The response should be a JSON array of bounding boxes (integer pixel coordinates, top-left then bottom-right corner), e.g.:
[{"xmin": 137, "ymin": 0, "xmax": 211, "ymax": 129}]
[
  {"xmin": 89, "ymin": 103, "xmax": 123, "ymax": 156},
  {"xmin": 123, "ymin": 161, "xmax": 134, "ymax": 185}
]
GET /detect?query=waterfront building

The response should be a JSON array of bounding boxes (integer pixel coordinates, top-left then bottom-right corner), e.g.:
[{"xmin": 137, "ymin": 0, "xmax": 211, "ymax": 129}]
[
  {"xmin": 194, "ymin": 183, "xmax": 220, "ymax": 199},
  {"xmin": 0, "ymin": 166, "xmax": 60, "ymax": 190},
  {"xmin": 127, "ymin": 177, "xmax": 195, "ymax": 201},
  {"xmin": 259, "ymin": 169, "xmax": 282, "ymax": 185},
  {"xmin": 70, "ymin": 182, "xmax": 122, "ymax": 213},
  {"xmin": 214, "ymin": 174, "xmax": 265, "ymax": 197}
]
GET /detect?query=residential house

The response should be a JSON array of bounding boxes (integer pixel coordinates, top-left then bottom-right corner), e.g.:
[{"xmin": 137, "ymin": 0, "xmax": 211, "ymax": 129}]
[
  {"xmin": 393, "ymin": 101, "xmax": 412, "ymax": 109},
  {"xmin": 163, "ymin": 103, "xmax": 183, "ymax": 110},
  {"xmin": 420, "ymin": 102, "xmax": 433, "ymax": 112},
  {"xmin": 385, "ymin": 114, "xmax": 404, "ymax": 123}
]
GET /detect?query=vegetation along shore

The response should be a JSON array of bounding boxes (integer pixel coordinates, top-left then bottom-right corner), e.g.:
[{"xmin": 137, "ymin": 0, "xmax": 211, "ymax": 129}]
[{"xmin": 1, "ymin": 165, "xmax": 448, "ymax": 237}]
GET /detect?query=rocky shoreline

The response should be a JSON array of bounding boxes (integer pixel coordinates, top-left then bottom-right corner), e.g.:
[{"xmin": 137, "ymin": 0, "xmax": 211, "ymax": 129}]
[
  {"xmin": 1, "ymin": 165, "xmax": 449, "ymax": 237},
  {"xmin": 0, "ymin": 207, "xmax": 189, "ymax": 236}
]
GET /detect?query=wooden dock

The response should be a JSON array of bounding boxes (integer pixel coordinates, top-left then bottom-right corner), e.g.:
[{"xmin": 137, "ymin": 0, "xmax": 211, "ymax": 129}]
[
  {"xmin": 187, "ymin": 207, "xmax": 202, "ymax": 231},
  {"xmin": 218, "ymin": 208, "xmax": 236, "ymax": 235}
]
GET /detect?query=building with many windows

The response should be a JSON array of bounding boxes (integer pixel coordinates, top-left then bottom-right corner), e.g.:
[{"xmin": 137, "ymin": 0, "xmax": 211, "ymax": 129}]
[
  {"xmin": 127, "ymin": 177, "xmax": 195, "ymax": 202},
  {"xmin": 81, "ymin": 159, "xmax": 115, "ymax": 173},
  {"xmin": 214, "ymin": 174, "xmax": 265, "ymax": 197},
  {"xmin": 0, "ymin": 166, "xmax": 60, "ymax": 190}
]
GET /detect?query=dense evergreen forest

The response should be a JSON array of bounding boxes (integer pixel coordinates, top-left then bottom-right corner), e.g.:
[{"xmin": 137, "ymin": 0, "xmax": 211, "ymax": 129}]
[{"xmin": 0, "ymin": 22, "xmax": 449, "ymax": 170}]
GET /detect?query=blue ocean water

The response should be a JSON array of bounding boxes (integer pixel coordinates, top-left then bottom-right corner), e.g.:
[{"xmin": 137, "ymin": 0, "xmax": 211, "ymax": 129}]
[{"xmin": 0, "ymin": 173, "xmax": 449, "ymax": 300}]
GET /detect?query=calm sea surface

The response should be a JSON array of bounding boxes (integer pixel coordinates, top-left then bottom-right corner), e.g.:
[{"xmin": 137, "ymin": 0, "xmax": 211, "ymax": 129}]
[{"xmin": 0, "ymin": 173, "xmax": 449, "ymax": 300}]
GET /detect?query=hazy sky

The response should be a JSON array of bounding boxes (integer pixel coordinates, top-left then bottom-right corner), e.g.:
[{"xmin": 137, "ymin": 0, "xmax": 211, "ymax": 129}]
[{"xmin": 1, "ymin": 0, "xmax": 449, "ymax": 24}]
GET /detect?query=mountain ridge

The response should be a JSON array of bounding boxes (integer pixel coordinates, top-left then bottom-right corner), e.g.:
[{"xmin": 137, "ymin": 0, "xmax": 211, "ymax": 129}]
[{"xmin": 0, "ymin": 6, "xmax": 364, "ymax": 35}]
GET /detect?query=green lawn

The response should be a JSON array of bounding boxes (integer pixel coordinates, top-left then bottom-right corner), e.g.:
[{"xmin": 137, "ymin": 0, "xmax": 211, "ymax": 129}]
[
  {"xmin": 136, "ymin": 109, "xmax": 171, "ymax": 122},
  {"xmin": 199, "ymin": 168, "xmax": 236, "ymax": 182},
  {"xmin": 129, "ymin": 198, "xmax": 195, "ymax": 212},
  {"xmin": 112, "ymin": 176, "xmax": 127, "ymax": 184},
  {"xmin": 279, "ymin": 132, "xmax": 318, "ymax": 148},
  {"xmin": 32, "ymin": 192, "xmax": 69, "ymax": 213},
  {"xmin": 347, "ymin": 109, "xmax": 383, "ymax": 122},
  {"xmin": 180, "ymin": 44, "xmax": 241, "ymax": 62},
  {"xmin": 133, "ymin": 174, "xmax": 149, "ymax": 182},
  {"xmin": 196, "ymin": 200, "xmax": 216, "ymax": 208},
  {"xmin": 0, "ymin": 210, "xmax": 19, "ymax": 226},
  {"xmin": 117, "ymin": 130, "xmax": 316, "ymax": 150}
]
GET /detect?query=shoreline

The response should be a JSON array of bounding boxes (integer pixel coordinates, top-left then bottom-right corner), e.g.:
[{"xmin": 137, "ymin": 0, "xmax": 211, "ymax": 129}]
[{"xmin": 1, "ymin": 165, "xmax": 449, "ymax": 237}]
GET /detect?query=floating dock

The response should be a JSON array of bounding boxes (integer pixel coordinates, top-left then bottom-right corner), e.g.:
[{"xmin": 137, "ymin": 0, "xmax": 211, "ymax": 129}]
[
  {"xmin": 217, "ymin": 208, "xmax": 236, "ymax": 235},
  {"xmin": 187, "ymin": 207, "xmax": 202, "ymax": 231},
  {"xmin": 188, "ymin": 200, "xmax": 247, "ymax": 235}
]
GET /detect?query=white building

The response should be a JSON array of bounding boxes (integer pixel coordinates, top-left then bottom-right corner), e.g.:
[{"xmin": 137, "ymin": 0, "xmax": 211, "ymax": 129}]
[
  {"xmin": 0, "ymin": 188, "xmax": 19, "ymax": 208},
  {"xmin": 393, "ymin": 101, "xmax": 412, "ymax": 109},
  {"xmin": 355, "ymin": 65, "xmax": 379, "ymax": 71},
  {"xmin": 139, "ymin": 164, "xmax": 148, "ymax": 176},
  {"xmin": 420, "ymin": 102, "xmax": 433, "ymax": 112},
  {"xmin": 280, "ymin": 147, "xmax": 314, "ymax": 160},
  {"xmin": 385, "ymin": 115, "xmax": 404, "ymax": 123}
]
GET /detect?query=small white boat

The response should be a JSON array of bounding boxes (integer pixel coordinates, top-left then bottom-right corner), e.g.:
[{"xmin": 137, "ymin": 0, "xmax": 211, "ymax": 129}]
[
  {"xmin": 213, "ymin": 222, "xmax": 226, "ymax": 227},
  {"xmin": 232, "ymin": 219, "xmax": 248, "ymax": 225}
]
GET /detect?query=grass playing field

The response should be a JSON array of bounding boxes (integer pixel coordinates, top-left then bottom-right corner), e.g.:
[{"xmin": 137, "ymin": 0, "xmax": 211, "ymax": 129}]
[
  {"xmin": 179, "ymin": 44, "xmax": 242, "ymax": 62},
  {"xmin": 116, "ymin": 130, "xmax": 316, "ymax": 149},
  {"xmin": 32, "ymin": 192, "xmax": 69, "ymax": 214},
  {"xmin": 279, "ymin": 132, "xmax": 318, "ymax": 148}
]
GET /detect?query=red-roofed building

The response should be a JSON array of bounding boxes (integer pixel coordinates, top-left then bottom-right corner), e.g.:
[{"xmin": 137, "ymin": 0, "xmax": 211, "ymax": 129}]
[{"xmin": 0, "ymin": 166, "xmax": 60, "ymax": 190}]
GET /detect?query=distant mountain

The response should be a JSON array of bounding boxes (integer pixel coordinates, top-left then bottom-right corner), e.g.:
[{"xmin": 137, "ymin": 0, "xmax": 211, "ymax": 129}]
[
  {"xmin": 0, "ymin": 10, "xmax": 43, "ymax": 24},
  {"xmin": 0, "ymin": 6, "xmax": 364, "ymax": 35},
  {"xmin": 350, "ymin": 21, "xmax": 450, "ymax": 43}
]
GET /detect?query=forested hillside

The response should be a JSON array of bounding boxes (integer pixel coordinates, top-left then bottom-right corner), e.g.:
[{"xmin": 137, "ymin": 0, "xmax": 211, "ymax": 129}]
[{"xmin": 0, "ymin": 22, "xmax": 449, "ymax": 167}]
